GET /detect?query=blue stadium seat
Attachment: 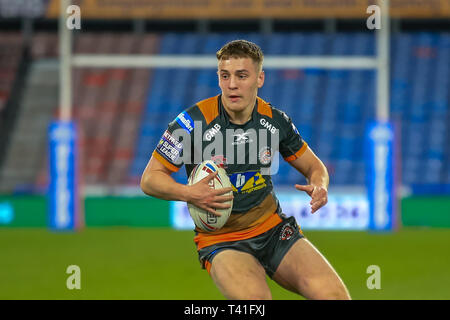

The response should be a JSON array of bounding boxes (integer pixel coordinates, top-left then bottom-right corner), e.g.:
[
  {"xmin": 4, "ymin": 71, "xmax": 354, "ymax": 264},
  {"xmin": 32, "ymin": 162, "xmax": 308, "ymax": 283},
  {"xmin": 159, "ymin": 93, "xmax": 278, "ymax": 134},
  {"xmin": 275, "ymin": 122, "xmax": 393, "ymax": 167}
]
[{"xmin": 128, "ymin": 32, "xmax": 450, "ymax": 187}]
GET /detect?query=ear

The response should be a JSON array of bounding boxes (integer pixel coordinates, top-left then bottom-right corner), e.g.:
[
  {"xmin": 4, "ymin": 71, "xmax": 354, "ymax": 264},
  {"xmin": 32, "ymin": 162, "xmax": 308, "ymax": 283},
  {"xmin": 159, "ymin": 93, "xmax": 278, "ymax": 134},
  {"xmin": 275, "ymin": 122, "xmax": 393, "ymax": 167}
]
[{"xmin": 257, "ymin": 70, "xmax": 265, "ymax": 88}]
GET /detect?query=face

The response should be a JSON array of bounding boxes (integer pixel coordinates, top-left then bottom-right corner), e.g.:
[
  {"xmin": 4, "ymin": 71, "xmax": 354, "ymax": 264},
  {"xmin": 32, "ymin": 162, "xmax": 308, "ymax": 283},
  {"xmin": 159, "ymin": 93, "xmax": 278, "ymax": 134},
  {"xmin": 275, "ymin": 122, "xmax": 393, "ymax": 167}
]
[{"xmin": 217, "ymin": 57, "xmax": 264, "ymax": 114}]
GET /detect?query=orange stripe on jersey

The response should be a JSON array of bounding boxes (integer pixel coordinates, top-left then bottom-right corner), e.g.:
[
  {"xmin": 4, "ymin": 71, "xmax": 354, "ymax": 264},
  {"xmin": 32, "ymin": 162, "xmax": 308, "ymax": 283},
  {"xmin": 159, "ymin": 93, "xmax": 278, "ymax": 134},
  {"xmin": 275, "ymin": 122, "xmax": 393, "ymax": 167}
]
[
  {"xmin": 284, "ymin": 142, "xmax": 308, "ymax": 162},
  {"xmin": 152, "ymin": 150, "xmax": 180, "ymax": 172},
  {"xmin": 257, "ymin": 97, "xmax": 273, "ymax": 118},
  {"xmin": 204, "ymin": 260, "xmax": 212, "ymax": 275},
  {"xmin": 194, "ymin": 212, "xmax": 282, "ymax": 251},
  {"xmin": 196, "ymin": 95, "xmax": 219, "ymax": 125}
]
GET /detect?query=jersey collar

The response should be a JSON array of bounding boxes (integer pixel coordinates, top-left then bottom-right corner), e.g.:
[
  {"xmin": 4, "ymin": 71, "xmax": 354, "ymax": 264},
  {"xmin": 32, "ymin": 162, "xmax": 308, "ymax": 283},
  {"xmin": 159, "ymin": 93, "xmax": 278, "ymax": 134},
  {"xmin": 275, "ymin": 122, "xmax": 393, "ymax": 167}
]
[{"xmin": 218, "ymin": 94, "xmax": 259, "ymax": 128}]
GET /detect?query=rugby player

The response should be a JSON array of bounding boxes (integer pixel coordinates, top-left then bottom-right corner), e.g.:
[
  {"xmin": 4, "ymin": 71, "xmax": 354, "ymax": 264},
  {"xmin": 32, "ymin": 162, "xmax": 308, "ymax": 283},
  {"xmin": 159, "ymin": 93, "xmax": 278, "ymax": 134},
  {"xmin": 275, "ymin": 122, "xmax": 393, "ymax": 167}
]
[{"xmin": 140, "ymin": 40, "xmax": 351, "ymax": 300}]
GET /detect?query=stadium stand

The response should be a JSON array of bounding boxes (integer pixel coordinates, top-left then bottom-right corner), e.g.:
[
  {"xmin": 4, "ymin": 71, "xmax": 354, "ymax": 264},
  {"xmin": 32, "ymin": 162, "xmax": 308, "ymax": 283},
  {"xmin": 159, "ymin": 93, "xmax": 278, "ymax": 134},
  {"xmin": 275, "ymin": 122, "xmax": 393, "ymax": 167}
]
[
  {"xmin": 0, "ymin": 59, "xmax": 58, "ymax": 193},
  {"xmin": 0, "ymin": 31, "xmax": 448, "ymax": 193},
  {"xmin": 0, "ymin": 33, "xmax": 34, "ymax": 193},
  {"xmin": 0, "ymin": 33, "xmax": 24, "ymax": 167},
  {"xmin": 0, "ymin": 33, "xmax": 23, "ymax": 112},
  {"xmin": 130, "ymin": 32, "xmax": 449, "ymax": 189},
  {"xmin": 32, "ymin": 33, "xmax": 160, "ymax": 190}
]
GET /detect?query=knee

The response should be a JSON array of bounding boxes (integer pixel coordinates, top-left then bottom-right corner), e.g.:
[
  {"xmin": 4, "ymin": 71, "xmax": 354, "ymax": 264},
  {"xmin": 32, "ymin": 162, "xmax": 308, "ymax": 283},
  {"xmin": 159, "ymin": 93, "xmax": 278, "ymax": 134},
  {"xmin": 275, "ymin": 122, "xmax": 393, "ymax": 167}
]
[
  {"xmin": 320, "ymin": 288, "xmax": 351, "ymax": 300},
  {"xmin": 249, "ymin": 290, "xmax": 272, "ymax": 300},
  {"xmin": 325, "ymin": 281, "xmax": 351, "ymax": 300},
  {"xmin": 234, "ymin": 290, "xmax": 272, "ymax": 300},
  {"xmin": 225, "ymin": 283, "xmax": 272, "ymax": 300},
  {"xmin": 211, "ymin": 268, "xmax": 273, "ymax": 300},
  {"xmin": 300, "ymin": 278, "xmax": 351, "ymax": 300}
]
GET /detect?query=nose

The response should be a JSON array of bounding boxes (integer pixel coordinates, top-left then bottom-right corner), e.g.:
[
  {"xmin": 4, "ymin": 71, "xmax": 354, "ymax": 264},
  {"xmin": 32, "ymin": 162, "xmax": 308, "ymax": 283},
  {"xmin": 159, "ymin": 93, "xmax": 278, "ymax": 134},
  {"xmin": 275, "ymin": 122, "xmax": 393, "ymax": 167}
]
[{"xmin": 228, "ymin": 75, "xmax": 238, "ymax": 90}]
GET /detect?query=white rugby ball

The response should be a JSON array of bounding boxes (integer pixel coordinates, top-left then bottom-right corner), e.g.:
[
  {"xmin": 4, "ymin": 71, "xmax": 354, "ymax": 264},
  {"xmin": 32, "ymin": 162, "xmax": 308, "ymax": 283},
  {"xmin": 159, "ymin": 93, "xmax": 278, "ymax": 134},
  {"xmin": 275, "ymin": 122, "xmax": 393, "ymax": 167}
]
[{"xmin": 187, "ymin": 160, "xmax": 233, "ymax": 232}]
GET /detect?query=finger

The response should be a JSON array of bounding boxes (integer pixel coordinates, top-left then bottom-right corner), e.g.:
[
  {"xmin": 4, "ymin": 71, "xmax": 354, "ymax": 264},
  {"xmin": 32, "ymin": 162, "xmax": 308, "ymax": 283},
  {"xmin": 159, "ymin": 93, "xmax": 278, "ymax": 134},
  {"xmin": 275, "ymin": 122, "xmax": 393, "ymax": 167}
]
[
  {"xmin": 213, "ymin": 195, "xmax": 234, "ymax": 203},
  {"xmin": 311, "ymin": 195, "xmax": 327, "ymax": 205},
  {"xmin": 294, "ymin": 184, "xmax": 309, "ymax": 191},
  {"xmin": 311, "ymin": 203, "xmax": 321, "ymax": 213},
  {"xmin": 211, "ymin": 202, "xmax": 232, "ymax": 209},
  {"xmin": 214, "ymin": 187, "xmax": 234, "ymax": 195},
  {"xmin": 310, "ymin": 194, "xmax": 323, "ymax": 205},
  {"xmin": 311, "ymin": 199, "xmax": 327, "ymax": 213},
  {"xmin": 311, "ymin": 206, "xmax": 323, "ymax": 214},
  {"xmin": 311, "ymin": 204, "xmax": 320, "ymax": 213},
  {"xmin": 204, "ymin": 207, "xmax": 222, "ymax": 217},
  {"xmin": 295, "ymin": 184, "xmax": 314, "ymax": 194},
  {"xmin": 204, "ymin": 171, "xmax": 218, "ymax": 182},
  {"xmin": 310, "ymin": 188, "xmax": 327, "ymax": 204},
  {"xmin": 311, "ymin": 197, "xmax": 321, "ymax": 205},
  {"xmin": 312, "ymin": 187, "xmax": 327, "ymax": 199},
  {"xmin": 311, "ymin": 194, "xmax": 327, "ymax": 205},
  {"xmin": 310, "ymin": 197, "xmax": 326, "ymax": 207}
]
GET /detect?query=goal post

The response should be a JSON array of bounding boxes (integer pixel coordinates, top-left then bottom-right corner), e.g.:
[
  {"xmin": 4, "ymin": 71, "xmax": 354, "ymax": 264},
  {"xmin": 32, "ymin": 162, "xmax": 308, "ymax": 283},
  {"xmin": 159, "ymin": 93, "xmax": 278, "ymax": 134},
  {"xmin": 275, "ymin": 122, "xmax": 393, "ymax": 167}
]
[{"xmin": 55, "ymin": 0, "xmax": 397, "ymax": 231}]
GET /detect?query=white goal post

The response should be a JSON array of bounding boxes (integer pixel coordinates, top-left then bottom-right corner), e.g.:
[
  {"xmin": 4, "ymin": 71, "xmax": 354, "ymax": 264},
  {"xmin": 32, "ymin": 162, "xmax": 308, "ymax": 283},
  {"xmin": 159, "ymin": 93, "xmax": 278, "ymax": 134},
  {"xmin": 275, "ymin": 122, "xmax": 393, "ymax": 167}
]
[{"xmin": 57, "ymin": 0, "xmax": 396, "ymax": 232}]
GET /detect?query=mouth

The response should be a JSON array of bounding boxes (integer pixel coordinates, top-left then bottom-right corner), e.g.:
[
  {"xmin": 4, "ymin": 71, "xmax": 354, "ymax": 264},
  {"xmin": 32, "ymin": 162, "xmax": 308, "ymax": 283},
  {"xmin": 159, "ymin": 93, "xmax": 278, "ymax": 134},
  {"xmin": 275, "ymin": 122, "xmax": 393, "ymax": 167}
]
[{"xmin": 228, "ymin": 95, "xmax": 241, "ymax": 102}]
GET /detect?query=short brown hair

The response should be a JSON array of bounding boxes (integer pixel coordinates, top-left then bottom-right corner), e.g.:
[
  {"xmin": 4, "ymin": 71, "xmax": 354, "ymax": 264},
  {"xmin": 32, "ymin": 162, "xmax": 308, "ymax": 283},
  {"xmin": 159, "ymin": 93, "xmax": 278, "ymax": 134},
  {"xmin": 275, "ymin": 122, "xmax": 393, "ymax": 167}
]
[{"xmin": 216, "ymin": 40, "xmax": 264, "ymax": 70}]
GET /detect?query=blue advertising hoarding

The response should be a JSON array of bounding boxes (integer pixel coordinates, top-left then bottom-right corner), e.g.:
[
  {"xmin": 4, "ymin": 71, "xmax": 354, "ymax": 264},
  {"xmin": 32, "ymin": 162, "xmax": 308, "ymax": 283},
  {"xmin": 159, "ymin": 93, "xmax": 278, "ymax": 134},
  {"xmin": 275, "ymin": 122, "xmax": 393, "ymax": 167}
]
[
  {"xmin": 48, "ymin": 121, "xmax": 83, "ymax": 231},
  {"xmin": 171, "ymin": 191, "xmax": 370, "ymax": 231},
  {"xmin": 365, "ymin": 121, "xmax": 397, "ymax": 231}
]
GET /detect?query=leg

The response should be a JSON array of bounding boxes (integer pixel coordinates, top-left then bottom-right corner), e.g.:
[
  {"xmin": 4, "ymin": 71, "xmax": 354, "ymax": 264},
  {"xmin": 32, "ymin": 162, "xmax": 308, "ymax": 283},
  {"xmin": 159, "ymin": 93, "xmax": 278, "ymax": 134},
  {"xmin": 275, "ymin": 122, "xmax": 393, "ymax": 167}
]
[
  {"xmin": 272, "ymin": 238, "xmax": 351, "ymax": 300},
  {"xmin": 209, "ymin": 249, "xmax": 272, "ymax": 300}
]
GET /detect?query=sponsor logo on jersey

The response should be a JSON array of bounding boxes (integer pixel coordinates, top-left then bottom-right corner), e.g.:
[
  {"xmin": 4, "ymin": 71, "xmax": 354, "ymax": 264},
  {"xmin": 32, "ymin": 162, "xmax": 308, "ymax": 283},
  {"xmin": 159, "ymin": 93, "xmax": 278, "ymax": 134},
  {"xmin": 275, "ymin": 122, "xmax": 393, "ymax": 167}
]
[
  {"xmin": 156, "ymin": 130, "xmax": 183, "ymax": 163},
  {"xmin": 260, "ymin": 118, "xmax": 277, "ymax": 134},
  {"xmin": 280, "ymin": 223, "xmax": 294, "ymax": 241},
  {"xmin": 204, "ymin": 123, "xmax": 221, "ymax": 141},
  {"xmin": 175, "ymin": 111, "xmax": 194, "ymax": 133},
  {"xmin": 229, "ymin": 171, "xmax": 267, "ymax": 194},
  {"xmin": 232, "ymin": 132, "xmax": 253, "ymax": 145},
  {"xmin": 259, "ymin": 147, "xmax": 273, "ymax": 165}
]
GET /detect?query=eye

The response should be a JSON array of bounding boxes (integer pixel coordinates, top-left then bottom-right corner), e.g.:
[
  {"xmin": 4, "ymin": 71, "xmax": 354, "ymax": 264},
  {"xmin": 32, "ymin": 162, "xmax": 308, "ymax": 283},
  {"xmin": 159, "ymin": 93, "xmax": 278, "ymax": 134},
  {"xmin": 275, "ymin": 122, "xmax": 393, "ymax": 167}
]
[{"xmin": 220, "ymin": 73, "xmax": 229, "ymax": 79}]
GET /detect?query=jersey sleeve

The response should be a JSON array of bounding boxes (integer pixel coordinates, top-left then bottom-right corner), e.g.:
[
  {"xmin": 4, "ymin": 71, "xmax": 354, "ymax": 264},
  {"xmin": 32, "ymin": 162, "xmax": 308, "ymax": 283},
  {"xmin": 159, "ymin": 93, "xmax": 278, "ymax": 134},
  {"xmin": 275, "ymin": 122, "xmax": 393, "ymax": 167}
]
[
  {"xmin": 152, "ymin": 109, "xmax": 196, "ymax": 172},
  {"xmin": 276, "ymin": 110, "xmax": 308, "ymax": 162}
]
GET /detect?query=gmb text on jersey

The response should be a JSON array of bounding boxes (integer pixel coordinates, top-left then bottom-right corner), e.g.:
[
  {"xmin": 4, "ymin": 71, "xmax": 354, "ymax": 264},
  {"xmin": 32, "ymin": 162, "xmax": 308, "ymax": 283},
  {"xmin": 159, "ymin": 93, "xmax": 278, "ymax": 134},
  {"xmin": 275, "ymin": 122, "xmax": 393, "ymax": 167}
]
[{"xmin": 163, "ymin": 119, "xmax": 280, "ymax": 172}]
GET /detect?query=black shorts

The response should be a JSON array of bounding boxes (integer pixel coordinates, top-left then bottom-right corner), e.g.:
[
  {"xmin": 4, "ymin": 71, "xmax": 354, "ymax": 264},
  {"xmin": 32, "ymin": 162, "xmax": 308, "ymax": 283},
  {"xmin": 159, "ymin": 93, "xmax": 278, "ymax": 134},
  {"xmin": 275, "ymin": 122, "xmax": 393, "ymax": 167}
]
[{"xmin": 197, "ymin": 214, "xmax": 304, "ymax": 278}]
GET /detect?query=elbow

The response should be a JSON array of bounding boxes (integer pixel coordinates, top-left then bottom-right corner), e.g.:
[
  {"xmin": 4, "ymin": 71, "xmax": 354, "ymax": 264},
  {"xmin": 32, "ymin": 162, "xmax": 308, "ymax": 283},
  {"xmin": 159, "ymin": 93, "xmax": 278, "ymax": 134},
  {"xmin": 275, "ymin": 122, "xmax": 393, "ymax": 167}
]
[{"xmin": 140, "ymin": 173, "xmax": 153, "ymax": 196}]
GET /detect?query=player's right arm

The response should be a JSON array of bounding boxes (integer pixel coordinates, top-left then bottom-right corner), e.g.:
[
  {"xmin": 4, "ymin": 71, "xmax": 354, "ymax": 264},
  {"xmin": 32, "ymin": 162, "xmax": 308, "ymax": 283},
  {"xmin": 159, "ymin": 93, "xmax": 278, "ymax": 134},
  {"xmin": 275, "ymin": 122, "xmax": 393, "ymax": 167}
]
[{"xmin": 140, "ymin": 154, "xmax": 233, "ymax": 216}]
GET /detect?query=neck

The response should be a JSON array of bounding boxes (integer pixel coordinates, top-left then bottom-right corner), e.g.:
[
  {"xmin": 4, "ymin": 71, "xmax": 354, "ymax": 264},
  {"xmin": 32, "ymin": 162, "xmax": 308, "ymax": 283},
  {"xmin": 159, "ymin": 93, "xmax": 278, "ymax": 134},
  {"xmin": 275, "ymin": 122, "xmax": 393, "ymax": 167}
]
[{"xmin": 221, "ymin": 97, "xmax": 256, "ymax": 125}]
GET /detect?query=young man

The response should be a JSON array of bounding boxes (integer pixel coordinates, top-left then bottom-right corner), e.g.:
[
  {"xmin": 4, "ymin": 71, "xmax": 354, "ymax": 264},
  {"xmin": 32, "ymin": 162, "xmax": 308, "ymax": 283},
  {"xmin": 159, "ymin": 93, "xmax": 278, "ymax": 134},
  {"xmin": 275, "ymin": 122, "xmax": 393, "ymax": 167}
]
[{"xmin": 141, "ymin": 40, "xmax": 351, "ymax": 300}]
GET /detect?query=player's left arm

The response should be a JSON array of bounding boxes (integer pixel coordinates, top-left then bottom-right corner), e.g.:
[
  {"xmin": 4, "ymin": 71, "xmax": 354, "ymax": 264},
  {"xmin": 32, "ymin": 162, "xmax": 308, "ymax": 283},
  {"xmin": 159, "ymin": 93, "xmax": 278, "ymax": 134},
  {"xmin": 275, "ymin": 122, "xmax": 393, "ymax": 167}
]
[{"xmin": 288, "ymin": 146, "xmax": 329, "ymax": 214}]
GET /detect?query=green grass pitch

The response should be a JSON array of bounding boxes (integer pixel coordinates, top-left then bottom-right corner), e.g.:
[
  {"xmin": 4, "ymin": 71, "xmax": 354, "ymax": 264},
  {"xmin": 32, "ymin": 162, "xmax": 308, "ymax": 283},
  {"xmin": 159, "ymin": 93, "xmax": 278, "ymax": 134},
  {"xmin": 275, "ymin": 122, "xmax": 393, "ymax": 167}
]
[{"xmin": 1, "ymin": 227, "xmax": 449, "ymax": 299}]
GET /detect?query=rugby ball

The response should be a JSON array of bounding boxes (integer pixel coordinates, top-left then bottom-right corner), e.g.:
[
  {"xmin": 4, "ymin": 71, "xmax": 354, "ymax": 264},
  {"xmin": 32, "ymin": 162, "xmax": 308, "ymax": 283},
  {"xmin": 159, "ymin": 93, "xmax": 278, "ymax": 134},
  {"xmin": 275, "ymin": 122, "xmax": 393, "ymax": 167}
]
[{"xmin": 187, "ymin": 160, "xmax": 233, "ymax": 232}]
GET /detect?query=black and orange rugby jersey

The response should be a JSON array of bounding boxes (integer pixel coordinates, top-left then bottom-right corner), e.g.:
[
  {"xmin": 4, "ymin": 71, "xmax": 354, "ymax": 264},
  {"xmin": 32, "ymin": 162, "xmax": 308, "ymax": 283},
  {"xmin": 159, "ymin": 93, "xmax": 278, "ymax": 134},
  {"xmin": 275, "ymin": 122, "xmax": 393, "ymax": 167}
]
[{"xmin": 153, "ymin": 94, "xmax": 307, "ymax": 235}]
